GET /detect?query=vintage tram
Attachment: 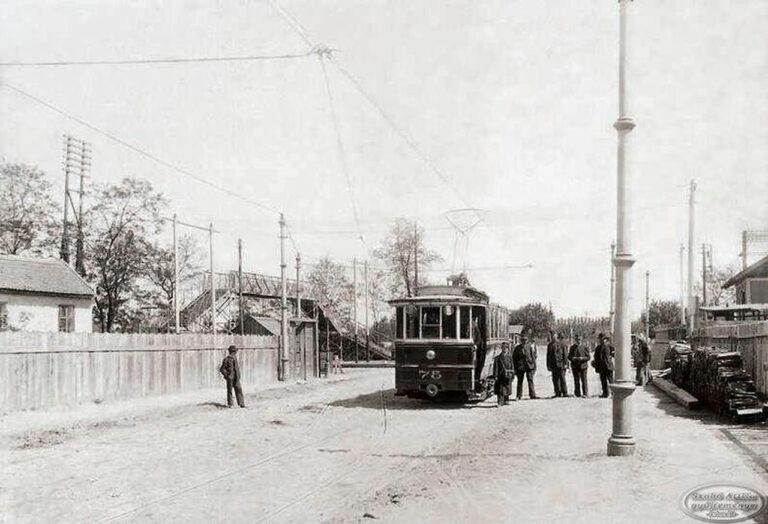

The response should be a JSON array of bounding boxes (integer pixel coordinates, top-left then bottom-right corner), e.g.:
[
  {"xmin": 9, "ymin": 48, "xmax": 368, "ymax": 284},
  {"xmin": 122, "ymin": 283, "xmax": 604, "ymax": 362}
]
[{"xmin": 389, "ymin": 280, "xmax": 510, "ymax": 401}]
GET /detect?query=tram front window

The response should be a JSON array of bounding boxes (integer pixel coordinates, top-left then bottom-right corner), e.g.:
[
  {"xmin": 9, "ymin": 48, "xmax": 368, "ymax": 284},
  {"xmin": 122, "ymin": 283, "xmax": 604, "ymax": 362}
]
[
  {"xmin": 405, "ymin": 305, "xmax": 419, "ymax": 339},
  {"xmin": 422, "ymin": 307, "xmax": 440, "ymax": 338},
  {"xmin": 442, "ymin": 305, "xmax": 456, "ymax": 339}
]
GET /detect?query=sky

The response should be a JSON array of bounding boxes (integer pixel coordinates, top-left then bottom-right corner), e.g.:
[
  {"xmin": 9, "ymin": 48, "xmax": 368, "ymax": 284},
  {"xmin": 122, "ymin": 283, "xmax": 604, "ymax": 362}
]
[{"xmin": 1, "ymin": 0, "xmax": 767, "ymax": 319}]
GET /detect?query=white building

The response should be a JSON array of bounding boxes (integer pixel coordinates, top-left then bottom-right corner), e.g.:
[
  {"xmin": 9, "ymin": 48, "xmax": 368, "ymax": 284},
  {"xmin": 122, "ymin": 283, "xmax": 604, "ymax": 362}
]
[{"xmin": 0, "ymin": 255, "xmax": 94, "ymax": 333}]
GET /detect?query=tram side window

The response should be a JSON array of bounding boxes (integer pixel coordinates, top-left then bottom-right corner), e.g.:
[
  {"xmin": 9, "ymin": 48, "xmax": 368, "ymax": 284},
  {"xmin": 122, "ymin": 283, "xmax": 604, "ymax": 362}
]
[
  {"xmin": 442, "ymin": 305, "xmax": 457, "ymax": 339},
  {"xmin": 396, "ymin": 306, "xmax": 404, "ymax": 339},
  {"xmin": 459, "ymin": 306, "xmax": 471, "ymax": 339},
  {"xmin": 405, "ymin": 305, "xmax": 420, "ymax": 339},
  {"xmin": 422, "ymin": 306, "xmax": 441, "ymax": 339}
]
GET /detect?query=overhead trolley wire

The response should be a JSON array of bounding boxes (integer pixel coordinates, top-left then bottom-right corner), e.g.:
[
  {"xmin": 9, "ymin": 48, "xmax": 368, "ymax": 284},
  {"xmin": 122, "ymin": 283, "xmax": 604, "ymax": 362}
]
[
  {"xmin": 0, "ymin": 51, "xmax": 316, "ymax": 67},
  {"xmin": 1, "ymin": 82, "xmax": 280, "ymax": 215}
]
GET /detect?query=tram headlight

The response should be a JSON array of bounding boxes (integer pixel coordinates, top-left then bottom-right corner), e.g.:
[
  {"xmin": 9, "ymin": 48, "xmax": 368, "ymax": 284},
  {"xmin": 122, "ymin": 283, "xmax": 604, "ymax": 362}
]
[{"xmin": 426, "ymin": 349, "xmax": 436, "ymax": 360}]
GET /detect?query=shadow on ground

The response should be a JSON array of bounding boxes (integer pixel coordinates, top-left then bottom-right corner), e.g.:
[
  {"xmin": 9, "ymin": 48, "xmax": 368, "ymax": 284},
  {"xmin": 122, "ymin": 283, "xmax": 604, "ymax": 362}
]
[{"xmin": 328, "ymin": 389, "xmax": 499, "ymax": 411}]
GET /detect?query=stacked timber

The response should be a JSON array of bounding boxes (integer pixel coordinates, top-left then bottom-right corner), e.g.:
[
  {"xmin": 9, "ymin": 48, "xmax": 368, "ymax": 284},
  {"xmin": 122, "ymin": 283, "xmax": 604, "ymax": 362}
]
[
  {"xmin": 668, "ymin": 343, "xmax": 693, "ymax": 390},
  {"xmin": 688, "ymin": 346, "xmax": 762, "ymax": 415}
]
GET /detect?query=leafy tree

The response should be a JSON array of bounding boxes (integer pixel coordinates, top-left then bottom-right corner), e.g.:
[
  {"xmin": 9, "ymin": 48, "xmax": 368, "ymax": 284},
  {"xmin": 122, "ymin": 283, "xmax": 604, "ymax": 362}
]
[
  {"xmin": 707, "ymin": 264, "xmax": 738, "ymax": 306},
  {"xmin": 0, "ymin": 163, "xmax": 59, "ymax": 255},
  {"xmin": 637, "ymin": 299, "xmax": 683, "ymax": 337},
  {"xmin": 372, "ymin": 218, "xmax": 442, "ymax": 298},
  {"xmin": 144, "ymin": 234, "xmax": 204, "ymax": 328},
  {"xmin": 509, "ymin": 302, "xmax": 555, "ymax": 338},
  {"xmin": 307, "ymin": 257, "xmax": 354, "ymax": 329},
  {"xmin": 85, "ymin": 178, "xmax": 167, "ymax": 332}
]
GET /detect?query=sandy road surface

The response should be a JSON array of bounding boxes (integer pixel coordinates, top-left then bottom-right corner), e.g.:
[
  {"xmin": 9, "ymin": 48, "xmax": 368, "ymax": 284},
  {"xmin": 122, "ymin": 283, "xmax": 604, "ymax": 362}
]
[{"xmin": 2, "ymin": 366, "xmax": 767, "ymax": 523}]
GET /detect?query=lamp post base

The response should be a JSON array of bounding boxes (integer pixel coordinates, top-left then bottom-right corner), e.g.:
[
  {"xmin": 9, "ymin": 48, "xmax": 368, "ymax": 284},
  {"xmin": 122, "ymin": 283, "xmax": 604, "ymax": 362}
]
[
  {"xmin": 607, "ymin": 381, "xmax": 636, "ymax": 456},
  {"xmin": 607, "ymin": 435, "xmax": 636, "ymax": 456}
]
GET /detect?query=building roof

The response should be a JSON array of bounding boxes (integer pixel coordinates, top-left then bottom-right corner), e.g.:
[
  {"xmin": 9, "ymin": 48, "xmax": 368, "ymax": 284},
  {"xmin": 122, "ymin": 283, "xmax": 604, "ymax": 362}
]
[
  {"xmin": 0, "ymin": 255, "xmax": 94, "ymax": 298},
  {"xmin": 724, "ymin": 254, "xmax": 768, "ymax": 289}
]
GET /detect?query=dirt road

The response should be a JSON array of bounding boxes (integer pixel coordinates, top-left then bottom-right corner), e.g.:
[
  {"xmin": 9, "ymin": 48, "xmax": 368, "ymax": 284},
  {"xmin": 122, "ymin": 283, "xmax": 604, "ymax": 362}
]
[{"xmin": 2, "ymin": 368, "xmax": 767, "ymax": 523}]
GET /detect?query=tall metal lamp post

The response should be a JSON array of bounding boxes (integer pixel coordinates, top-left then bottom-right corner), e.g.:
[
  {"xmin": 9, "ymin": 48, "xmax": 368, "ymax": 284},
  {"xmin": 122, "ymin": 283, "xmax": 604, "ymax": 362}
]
[{"xmin": 608, "ymin": 0, "xmax": 637, "ymax": 457}]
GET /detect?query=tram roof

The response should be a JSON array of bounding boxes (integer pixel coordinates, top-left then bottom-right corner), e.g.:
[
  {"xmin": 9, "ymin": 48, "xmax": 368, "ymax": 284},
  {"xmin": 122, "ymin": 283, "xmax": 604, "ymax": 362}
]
[{"xmin": 388, "ymin": 284, "xmax": 490, "ymax": 306}]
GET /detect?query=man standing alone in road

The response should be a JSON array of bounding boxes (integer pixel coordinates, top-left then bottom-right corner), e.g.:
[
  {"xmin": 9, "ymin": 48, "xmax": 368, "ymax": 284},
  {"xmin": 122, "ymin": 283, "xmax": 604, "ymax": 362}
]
[
  {"xmin": 219, "ymin": 345, "xmax": 246, "ymax": 408},
  {"xmin": 546, "ymin": 332, "xmax": 569, "ymax": 397},
  {"xmin": 568, "ymin": 334, "xmax": 590, "ymax": 398},
  {"xmin": 513, "ymin": 334, "xmax": 538, "ymax": 400},
  {"xmin": 592, "ymin": 333, "xmax": 615, "ymax": 398}
]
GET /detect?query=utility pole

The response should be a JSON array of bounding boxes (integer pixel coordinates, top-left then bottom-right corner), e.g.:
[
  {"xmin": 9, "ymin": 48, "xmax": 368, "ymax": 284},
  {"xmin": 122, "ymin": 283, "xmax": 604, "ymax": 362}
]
[
  {"xmin": 279, "ymin": 214, "xmax": 289, "ymax": 381},
  {"xmin": 609, "ymin": 241, "xmax": 616, "ymax": 335},
  {"xmin": 701, "ymin": 244, "xmax": 708, "ymax": 307},
  {"xmin": 413, "ymin": 224, "xmax": 419, "ymax": 297},
  {"xmin": 60, "ymin": 136, "xmax": 73, "ymax": 263},
  {"xmin": 353, "ymin": 257, "xmax": 359, "ymax": 363},
  {"xmin": 364, "ymin": 259, "xmax": 370, "ymax": 362},
  {"xmin": 74, "ymin": 140, "xmax": 91, "ymax": 276},
  {"xmin": 296, "ymin": 253, "xmax": 301, "ymax": 319},
  {"xmin": 687, "ymin": 179, "xmax": 696, "ymax": 334},
  {"xmin": 209, "ymin": 223, "xmax": 216, "ymax": 334},
  {"xmin": 173, "ymin": 214, "xmax": 180, "ymax": 334},
  {"xmin": 742, "ymin": 230, "xmax": 748, "ymax": 270},
  {"xmin": 296, "ymin": 253, "xmax": 305, "ymax": 381},
  {"xmin": 607, "ymin": 0, "xmax": 636, "ymax": 457},
  {"xmin": 679, "ymin": 244, "xmax": 685, "ymax": 325},
  {"xmin": 238, "ymin": 238, "xmax": 244, "ymax": 335},
  {"xmin": 645, "ymin": 270, "xmax": 650, "ymax": 341}
]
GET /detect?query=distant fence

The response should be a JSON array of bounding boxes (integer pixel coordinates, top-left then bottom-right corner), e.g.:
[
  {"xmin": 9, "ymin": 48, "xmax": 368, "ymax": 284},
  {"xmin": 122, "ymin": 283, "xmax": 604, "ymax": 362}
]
[
  {"xmin": 0, "ymin": 332, "xmax": 279, "ymax": 413},
  {"xmin": 696, "ymin": 321, "xmax": 768, "ymax": 397}
]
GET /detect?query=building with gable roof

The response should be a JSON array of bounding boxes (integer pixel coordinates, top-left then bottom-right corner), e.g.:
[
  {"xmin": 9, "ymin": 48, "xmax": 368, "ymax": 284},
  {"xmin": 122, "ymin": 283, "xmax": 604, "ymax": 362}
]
[{"xmin": 0, "ymin": 255, "xmax": 94, "ymax": 332}]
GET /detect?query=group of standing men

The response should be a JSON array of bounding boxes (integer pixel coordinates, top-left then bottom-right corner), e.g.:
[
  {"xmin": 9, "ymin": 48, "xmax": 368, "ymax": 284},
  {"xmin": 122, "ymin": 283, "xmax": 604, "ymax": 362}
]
[{"xmin": 493, "ymin": 331, "xmax": 651, "ymax": 406}]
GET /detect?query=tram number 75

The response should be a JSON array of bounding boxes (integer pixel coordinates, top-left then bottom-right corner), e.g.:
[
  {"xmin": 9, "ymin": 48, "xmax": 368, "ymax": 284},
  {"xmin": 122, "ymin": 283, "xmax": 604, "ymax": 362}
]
[{"xmin": 419, "ymin": 370, "xmax": 442, "ymax": 380}]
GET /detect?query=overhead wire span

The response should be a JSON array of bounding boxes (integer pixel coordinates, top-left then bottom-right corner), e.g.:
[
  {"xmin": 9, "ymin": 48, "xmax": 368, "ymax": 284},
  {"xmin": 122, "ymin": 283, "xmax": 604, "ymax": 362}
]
[
  {"xmin": 317, "ymin": 54, "xmax": 367, "ymax": 252},
  {"xmin": 0, "ymin": 51, "xmax": 315, "ymax": 67},
  {"xmin": 1, "ymin": 82, "xmax": 279, "ymax": 215}
]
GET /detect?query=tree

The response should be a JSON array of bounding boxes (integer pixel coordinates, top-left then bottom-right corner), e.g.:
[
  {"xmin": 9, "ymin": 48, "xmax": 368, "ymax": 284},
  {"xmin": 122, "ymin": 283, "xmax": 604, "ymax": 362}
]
[
  {"xmin": 307, "ymin": 257, "xmax": 354, "ymax": 329},
  {"xmin": 509, "ymin": 303, "xmax": 555, "ymax": 338},
  {"xmin": 373, "ymin": 218, "xmax": 442, "ymax": 298},
  {"xmin": 637, "ymin": 299, "xmax": 682, "ymax": 337},
  {"xmin": 0, "ymin": 163, "xmax": 59, "ymax": 255},
  {"xmin": 144, "ymin": 234, "xmax": 204, "ymax": 329},
  {"xmin": 85, "ymin": 178, "xmax": 167, "ymax": 332},
  {"xmin": 708, "ymin": 264, "xmax": 738, "ymax": 306}
]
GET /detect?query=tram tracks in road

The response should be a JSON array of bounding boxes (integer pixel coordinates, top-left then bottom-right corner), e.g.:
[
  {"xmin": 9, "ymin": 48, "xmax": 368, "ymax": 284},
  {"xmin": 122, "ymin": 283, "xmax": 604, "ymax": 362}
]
[{"xmin": 95, "ymin": 423, "xmax": 357, "ymax": 523}]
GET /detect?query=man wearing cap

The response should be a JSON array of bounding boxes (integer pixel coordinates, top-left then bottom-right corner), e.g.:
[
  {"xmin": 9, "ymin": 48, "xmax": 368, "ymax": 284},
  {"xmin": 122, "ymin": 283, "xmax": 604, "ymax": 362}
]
[
  {"xmin": 592, "ymin": 333, "xmax": 615, "ymax": 398},
  {"xmin": 513, "ymin": 333, "xmax": 538, "ymax": 400},
  {"xmin": 219, "ymin": 345, "xmax": 245, "ymax": 408},
  {"xmin": 493, "ymin": 342, "xmax": 515, "ymax": 406},
  {"xmin": 546, "ymin": 332, "xmax": 570, "ymax": 397},
  {"xmin": 568, "ymin": 334, "xmax": 590, "ymax": 398}
]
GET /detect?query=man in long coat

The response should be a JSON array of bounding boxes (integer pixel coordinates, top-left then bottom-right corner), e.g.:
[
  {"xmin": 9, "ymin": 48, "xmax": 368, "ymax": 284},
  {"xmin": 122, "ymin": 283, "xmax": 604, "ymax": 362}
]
[
  {"xmin": 592, "ymin": 333, "xmax": 615, "ymax": 398},
  {"xmin": 219, "ymin": 345, "xmax": 245, "ymax": 408},
  {"xmin": 632, "ymin": 335, "xmax": 651, "ymax": 386},
  {"xmin": 568, "ymin": 334, "xmax": 590, "ymax": 398},
  {"xmin": 493, "ymin": 342, "xmax": 514, "ymax": 406},
  {"xmin": 513, "ymin": 334, "xmax": 538, "ymax": 400},
  {"xmin": 546, "ymin": 332, "xmax": 569, "ymax": 397}
]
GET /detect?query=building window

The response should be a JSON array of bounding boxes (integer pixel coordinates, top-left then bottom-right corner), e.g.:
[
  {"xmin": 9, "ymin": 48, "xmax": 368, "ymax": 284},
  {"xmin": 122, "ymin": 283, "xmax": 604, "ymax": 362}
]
[
  {"xmin": 58, "ymin": 305, "xmax": 75, "ymax": 333},
  {"xmin": 0, "ymin": 302, "xmax": 7, "ymax": 330}
]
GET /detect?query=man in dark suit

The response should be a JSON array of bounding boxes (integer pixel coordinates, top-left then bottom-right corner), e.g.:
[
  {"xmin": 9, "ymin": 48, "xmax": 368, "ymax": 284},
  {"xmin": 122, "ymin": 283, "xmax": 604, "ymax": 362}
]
[
  {"xmin": 513, "ymin": 334, "xmax": 538, "ymax": 400},
  {"xmin": 568, "ymin": 334, "xmax": 590, "ymax": 398},
  {"xmin": 493, "ymin": 342, "xmax": 514, "ymax": 406},
  {"xmin": 592, "ymin": 333, "xmax": 615, "ymax": 398},
  {"xmin": 546, "ymin": 332, "xmax": 569, "ymax": 397},
  {"xmin": 219, "ymin": 345, "xmax": 245, "ymax": 408}
]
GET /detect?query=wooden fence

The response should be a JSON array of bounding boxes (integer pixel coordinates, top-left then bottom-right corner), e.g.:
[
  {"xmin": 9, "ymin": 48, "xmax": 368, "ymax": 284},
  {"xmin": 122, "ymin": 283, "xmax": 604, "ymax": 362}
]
[
  {"xmin": 696, "ymin": 321, "xmax": 768, "ymax": 397},
  {"xmin": 0, "ymin": 332, "xmax": 279, "ymax": 413}
]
